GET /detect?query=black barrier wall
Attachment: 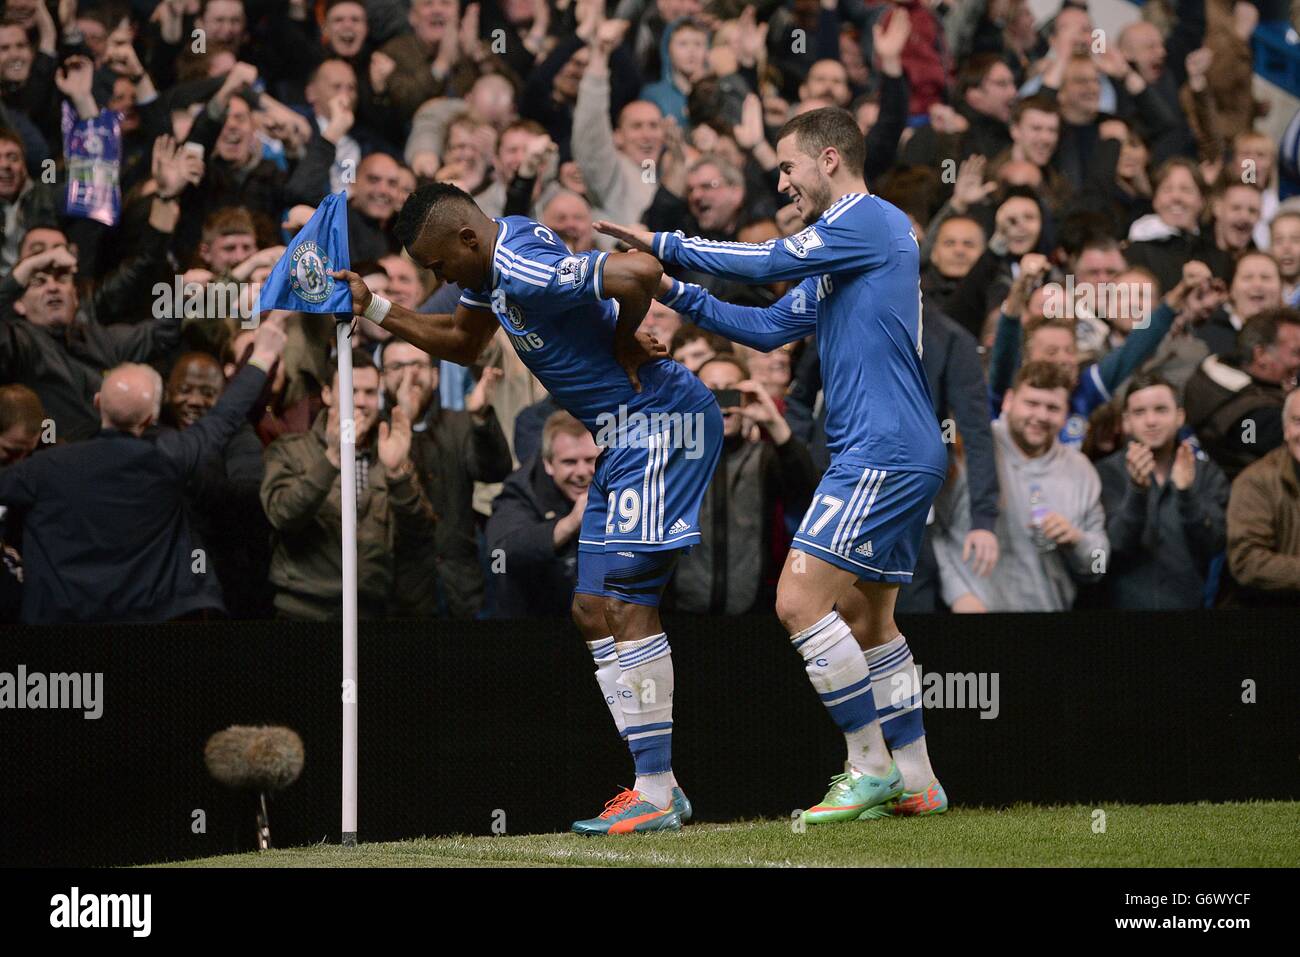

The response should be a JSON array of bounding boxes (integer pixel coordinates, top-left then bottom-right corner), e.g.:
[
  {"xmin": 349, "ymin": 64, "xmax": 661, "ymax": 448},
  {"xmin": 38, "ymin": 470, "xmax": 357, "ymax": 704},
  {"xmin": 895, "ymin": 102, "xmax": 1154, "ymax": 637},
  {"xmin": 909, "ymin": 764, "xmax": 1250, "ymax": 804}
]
[{"xmin": 1, "ymin": 611, "xmax": 1297, "ymax": 867}]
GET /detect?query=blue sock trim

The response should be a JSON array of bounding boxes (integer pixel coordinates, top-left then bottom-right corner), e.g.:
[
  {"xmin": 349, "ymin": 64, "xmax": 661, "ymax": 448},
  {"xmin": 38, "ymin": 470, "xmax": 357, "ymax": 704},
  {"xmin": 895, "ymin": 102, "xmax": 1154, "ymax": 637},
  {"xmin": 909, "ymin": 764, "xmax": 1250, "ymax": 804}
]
[
  {"xmin": 828, "ymin": 690, "xmax": 878, "ymax": 734},
  {"xmin": 628, "ymin": 732, "xmax": 672, "ymax": 775},
  {"xmin": 881, "ymin": 708, "xmax": 925, "ymax": 749},
  {"xmin": 617, "ymin": 635, "xmax": 671, "ymax": 668},
  {"xmin": 819, "ymin": 672, "xmax": 873, "ymax": 702}
]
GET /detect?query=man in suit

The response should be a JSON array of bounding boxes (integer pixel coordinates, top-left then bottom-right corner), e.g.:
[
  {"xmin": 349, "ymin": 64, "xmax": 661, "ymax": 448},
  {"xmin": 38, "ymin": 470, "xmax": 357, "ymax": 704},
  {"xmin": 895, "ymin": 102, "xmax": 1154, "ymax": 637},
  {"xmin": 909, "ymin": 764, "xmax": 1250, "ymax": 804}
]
[{"xmin": 0, "ymin": 322, "xmax": 286, "ymax": 624}]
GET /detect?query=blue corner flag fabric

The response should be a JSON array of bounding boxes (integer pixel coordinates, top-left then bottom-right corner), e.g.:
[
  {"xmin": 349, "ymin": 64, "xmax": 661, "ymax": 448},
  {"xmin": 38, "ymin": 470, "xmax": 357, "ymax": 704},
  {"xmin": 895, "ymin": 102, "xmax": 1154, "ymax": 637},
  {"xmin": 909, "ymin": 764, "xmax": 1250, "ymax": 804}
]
[{"xmin": 257, "ymin": 191, "xmax": 352, "ymax": 313}]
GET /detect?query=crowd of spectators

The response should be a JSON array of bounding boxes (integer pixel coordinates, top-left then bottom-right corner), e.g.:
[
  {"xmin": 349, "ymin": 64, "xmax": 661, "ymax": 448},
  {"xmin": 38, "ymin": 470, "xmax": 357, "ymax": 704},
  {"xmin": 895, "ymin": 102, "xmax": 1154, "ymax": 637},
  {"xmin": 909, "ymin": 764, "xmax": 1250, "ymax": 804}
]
[{"xmin": 2, "ymin": 0, "xmax": 1300, "ymax": 624}]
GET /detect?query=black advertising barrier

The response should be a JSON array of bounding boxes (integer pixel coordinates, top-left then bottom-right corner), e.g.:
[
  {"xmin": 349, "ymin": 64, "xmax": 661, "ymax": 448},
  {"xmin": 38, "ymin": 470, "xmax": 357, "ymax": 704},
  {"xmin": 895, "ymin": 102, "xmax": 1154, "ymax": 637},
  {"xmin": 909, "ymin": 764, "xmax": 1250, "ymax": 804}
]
[{"xmin": 0, "ymin": 610, "xmax": 1296, "ymax": 867}]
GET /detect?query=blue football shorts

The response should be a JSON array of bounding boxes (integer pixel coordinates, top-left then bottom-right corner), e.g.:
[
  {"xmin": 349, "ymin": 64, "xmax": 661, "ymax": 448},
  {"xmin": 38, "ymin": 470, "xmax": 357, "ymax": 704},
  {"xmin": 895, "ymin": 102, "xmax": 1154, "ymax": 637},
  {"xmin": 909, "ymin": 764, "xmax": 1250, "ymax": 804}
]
[
  {"xmin": 790, "ymin": 461, "xmax": 944, "ymax": 583},
  {"xmin": 575, "ymin": 403, "xmax": 723, "ymax": 606}
]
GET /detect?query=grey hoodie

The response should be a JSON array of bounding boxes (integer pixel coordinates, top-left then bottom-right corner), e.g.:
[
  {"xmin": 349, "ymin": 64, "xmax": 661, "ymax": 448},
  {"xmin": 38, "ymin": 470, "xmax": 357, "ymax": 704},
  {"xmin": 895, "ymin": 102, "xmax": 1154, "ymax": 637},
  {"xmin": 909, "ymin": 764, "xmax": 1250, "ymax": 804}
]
[
  {"xmin": 934, "ymin": 417, "xmax": 1108, "ymax": 611},
  {"xmin": 572, "ymin": 68, "xmax": 657, "ymax": 227}
]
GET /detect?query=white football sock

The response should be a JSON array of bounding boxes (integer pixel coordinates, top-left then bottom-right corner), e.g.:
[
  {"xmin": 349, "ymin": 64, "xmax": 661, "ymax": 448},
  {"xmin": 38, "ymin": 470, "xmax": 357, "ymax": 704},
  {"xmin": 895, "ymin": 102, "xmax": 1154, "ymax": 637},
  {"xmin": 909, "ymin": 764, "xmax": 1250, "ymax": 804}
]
[
  {"xmin": 586, "ymin": 637, "xmax": 625, "ymax": 735},
  {"xmin": 617, "ymin": 633, "xmax": 675, "ymax": 809},
  {"xmin": 864, "ymin": 635, "xmax": 936, "ymax": 791},
  {"xmin": 791, "ymin": 611, "xmax": 891, "ymax": 778}
]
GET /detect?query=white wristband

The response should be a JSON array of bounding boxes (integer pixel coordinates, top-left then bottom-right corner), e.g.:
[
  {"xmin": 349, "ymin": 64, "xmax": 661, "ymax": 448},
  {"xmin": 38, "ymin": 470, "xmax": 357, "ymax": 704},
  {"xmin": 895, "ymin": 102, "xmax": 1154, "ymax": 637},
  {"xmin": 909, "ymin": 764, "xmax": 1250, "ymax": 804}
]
[{"xmin": 363, "ymin": 294, "xmax": 392, "ymax": 325}]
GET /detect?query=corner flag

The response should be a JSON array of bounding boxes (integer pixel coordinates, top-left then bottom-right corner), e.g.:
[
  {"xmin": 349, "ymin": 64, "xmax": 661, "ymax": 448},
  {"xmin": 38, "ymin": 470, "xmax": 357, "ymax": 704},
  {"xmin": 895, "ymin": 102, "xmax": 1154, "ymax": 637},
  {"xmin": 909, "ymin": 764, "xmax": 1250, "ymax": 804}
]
[{"xmin": 258, "ymin": 191, "xmax": 353, "ymax": 313}]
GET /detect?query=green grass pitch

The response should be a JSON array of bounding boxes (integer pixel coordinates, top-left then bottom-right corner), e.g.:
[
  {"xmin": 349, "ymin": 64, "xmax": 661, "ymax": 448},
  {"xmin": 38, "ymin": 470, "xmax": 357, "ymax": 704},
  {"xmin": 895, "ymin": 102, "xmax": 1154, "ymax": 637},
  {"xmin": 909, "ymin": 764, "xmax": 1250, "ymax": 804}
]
[{"xmin": 157, "ymin": 802, "xmax": 1298, "ymax": 868}]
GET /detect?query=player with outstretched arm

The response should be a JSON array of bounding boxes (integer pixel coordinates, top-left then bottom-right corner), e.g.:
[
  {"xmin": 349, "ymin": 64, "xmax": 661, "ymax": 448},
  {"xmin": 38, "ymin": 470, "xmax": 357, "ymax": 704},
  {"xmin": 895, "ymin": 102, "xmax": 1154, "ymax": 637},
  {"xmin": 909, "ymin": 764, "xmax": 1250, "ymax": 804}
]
[
  {"xmin": 330, "ymin": 183, "xmax": 724, "ymax": 835},
  {"xmin": 596, "ymin": 107, "xmax": 950, "ymax": 822}
]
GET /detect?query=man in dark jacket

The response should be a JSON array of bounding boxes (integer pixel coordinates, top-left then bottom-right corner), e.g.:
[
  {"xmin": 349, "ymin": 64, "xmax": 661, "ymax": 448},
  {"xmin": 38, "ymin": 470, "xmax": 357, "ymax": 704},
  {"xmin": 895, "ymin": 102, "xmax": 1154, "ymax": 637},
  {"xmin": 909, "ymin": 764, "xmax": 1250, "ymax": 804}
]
[
  {"xmin": 383, "ymin": 341, "xmax": 513, "ymax": 619},
  {"xmin": 900, "ymin": 55, "xmax": 1008, "ymax": 172},
  {"xmin": 487, "ymin": 411, "xmax": 598, "ymax": 618},
  {"xmin": 164, "ymin": 351, "xmax": 275, "ymax": 620},
  {"xmin": 1097, "ymin": 373, "xmax": 1228, "ymax": 609},
  {"xmin": 1184, "ymin": 310, "xmax": 1300, "ymax": 481},
  {"xmin": 180, "ymin": 70, "xmax": 289, "ymax": 254},
  {"xmin": 0, "ymin": 244, "xmax": 181, "ymax": 442},
  {"xmin": 0, "ymin": 322, "xmax": 286, "ymax": 624},
  {"xmin": 671, "ymin": 356, "xmax": 817, "ymax": 614}
]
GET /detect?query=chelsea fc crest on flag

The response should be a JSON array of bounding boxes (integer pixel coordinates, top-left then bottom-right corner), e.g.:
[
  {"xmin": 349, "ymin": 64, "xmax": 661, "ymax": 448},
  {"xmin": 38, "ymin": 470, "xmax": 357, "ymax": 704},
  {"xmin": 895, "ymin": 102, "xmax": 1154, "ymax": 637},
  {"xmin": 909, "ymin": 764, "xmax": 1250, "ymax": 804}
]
[
  {"xmin": 257, "ymin": 190, "xmax": 353, "ymax": 314},
  {"xmin": 289, "ymin": 242, "xmax": 335, "ymax": 304}
]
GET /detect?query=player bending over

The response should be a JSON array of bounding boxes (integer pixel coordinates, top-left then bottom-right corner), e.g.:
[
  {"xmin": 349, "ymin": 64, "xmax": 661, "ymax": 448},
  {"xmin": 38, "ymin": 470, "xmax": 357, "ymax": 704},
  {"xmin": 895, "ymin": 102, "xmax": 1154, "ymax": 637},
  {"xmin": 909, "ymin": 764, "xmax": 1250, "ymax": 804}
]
[
  {"xmin": 596, "ymin": 107, "xmax": 949, "ymax": 821},
  {"xmin": 330, "ymin": 183, "xmax": 723, "ymax": 835}
]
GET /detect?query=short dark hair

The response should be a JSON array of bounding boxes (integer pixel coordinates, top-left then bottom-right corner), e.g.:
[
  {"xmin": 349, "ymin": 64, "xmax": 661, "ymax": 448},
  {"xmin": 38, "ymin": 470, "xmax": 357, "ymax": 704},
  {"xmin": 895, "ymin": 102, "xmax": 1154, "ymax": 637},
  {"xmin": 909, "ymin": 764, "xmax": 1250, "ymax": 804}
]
[
  {"xmin": 996, "ymin": 184, "xmax": 1044, "ymax": 211},
  {"xmin": 669, "ymin": 327, "xmax": 733, "ymax": 356},
  {"xmin": 309, "ymin": 58, "xmax": 355, "ymax": 86},
  {"xmin": 1123, "ymin": 371, "xmax": 1180, "ymax": 409},
  {"xmin": 0, "ymin": 383, "xmax": 43, "ymax": 435},
  {"xmin": 0, "ymin": 126, "xmax": 25, "ymax": 155},
  {"xmin": 1077, "ymin": 235, "xmax": 1123, "ymax": 259},
  {"xmin": 1013, "ymin": 359, "xmax": 1074, "ymax": 393},
  {"xmin": 1151, "ymin": 157, "xmax": 1205, "ymax": 199},
  {"xmin": 1229, "ymin": 250, "xmax": 1279, "ymax": 287},
  {"xmin": 1056, "ymin": 209, "xmax": 1120, "ymax": 259},
  {"xmin": 393, "ymin": 182, "xmax": 479, "ymax": 251},
  {"xmin": 1238, "ymin": 307, "xmax": 1300, "ymax": 364},
  {"xmin": 957, "ymin": 54, "xmax": 1006, "ymax": 100},
  {"xmin": 776, "ymin": 107, "xmax": 865, "ymax": 178},
  {"xmin": 1012, "ymin": 94, "xmax": 1058, "ymax": 125},
  {"xmin": 329, "ymin": 348, "xmax": 378, "ymax": 384},
  {"xmin": 351, "ymin": 259, "xmax": 385, "ymax": 278}
]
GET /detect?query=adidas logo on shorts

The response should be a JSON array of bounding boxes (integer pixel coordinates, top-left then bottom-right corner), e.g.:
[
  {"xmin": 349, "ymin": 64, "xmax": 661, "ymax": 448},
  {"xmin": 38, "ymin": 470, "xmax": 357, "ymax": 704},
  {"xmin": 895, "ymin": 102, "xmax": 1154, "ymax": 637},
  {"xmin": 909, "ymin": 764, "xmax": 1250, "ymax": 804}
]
[
  {"xmin": 854, "ymin": 541, "xmax": 874, "ymax": 557},
  {"xmin": 668, "ymin": 519, "xmax": 690, "ymax": 535}
]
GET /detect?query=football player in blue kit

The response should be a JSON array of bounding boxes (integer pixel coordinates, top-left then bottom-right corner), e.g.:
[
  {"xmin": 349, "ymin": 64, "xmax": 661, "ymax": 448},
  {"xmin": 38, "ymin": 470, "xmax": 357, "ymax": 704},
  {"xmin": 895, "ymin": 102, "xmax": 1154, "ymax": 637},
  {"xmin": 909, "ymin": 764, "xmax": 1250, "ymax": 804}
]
[
  {"xmin": 596, "ymin": 107, "xmax": 951, "ymax": 821},
  {"xmin": 330, "ymin": 183, "xmax": 723, "ymax": 835}
]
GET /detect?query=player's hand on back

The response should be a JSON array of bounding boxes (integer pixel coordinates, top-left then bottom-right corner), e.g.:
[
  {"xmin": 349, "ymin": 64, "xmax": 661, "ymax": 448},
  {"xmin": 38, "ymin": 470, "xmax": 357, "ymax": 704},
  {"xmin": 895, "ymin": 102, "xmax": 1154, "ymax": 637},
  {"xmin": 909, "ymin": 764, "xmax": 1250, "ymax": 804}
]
[
  {"xmin": 636, "ymin": 329, "xmax": 668, "ymax": 360},
  {"xmin": 615, "ymin": 329, "xmax": 668, "ymax": 392},
  {"xmin": 594, "ymin": 220, "xmax": 655, "ymax": 253},
  {"xmin": 329, "ymin": 268, "xmax": 372, "ymax": 316}
]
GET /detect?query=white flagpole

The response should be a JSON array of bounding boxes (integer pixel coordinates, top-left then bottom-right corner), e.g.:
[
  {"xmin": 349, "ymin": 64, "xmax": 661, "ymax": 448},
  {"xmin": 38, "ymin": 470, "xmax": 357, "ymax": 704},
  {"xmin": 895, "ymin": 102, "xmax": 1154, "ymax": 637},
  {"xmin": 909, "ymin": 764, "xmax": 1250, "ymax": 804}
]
[{"xmin": 337, "ymin": 317, "xmax": 359, "ymax": 847}]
